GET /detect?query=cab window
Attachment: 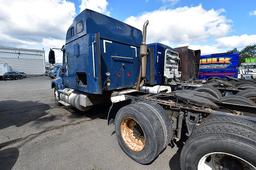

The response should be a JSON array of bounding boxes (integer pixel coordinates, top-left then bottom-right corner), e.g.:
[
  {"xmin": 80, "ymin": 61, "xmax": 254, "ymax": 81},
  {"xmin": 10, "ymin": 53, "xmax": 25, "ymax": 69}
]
[
  {"xmin": 76, "ymin": 21, "xmax": 84, "ymax": 34},
  {"xmin": 67, "ymin": 27, "xmax": 74, "ymax": 39}
]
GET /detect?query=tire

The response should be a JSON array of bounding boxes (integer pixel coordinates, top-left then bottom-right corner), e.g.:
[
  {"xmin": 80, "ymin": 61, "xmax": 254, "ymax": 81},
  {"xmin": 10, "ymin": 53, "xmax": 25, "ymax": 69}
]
[
  {"xmin": 207, "ymin": 77, "xmax": 221, "ymax": 81},
  {"xmin": 207, "ymin": 78, "xmax": 233, "ymax": 87},
  {"xmin": 220, "ymin": 95, "xmax": 256, "ymax": 106},
  {"xmin": 175, "ymin": 90, "xmax": 219, "ymax": 109},
  {"xmin": 115, "ymin": 102, "xmax": 172, "ymax": 164},
  {"xmin": 225, "ymin": 76, "xmax": 238, "ymax": 81},
  {"xmin": 195, "ymin": 85, "xmax": 222, "ymax": 99},
  {"xmin": 136, "ymin": 101, "xmax": 173, "ymax": 146},
  {"xmin": 237, "ymin": 89, "xmax": 256, "ymax": 103},
  {"xmin": 237, "ymin": 83, "xmax": 256, "ymax": 90},
  {"xmin": 235, "ymin": 81, "xmax": 256, "ymax": 87},
  {"xmin": 180, "ymin": 115, "xmax": 256, "ymax": 170}
]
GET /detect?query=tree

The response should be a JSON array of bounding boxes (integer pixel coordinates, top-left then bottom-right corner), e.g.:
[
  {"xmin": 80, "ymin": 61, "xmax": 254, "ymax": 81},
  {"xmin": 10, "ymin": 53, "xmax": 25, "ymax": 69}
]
[
  {"xmin": 240, "ymin": 44, "xmax": 256, "ymax": 58},
  {"xmin": 227, "ymin": 48, "xmax": 239, "ymax": 53}
]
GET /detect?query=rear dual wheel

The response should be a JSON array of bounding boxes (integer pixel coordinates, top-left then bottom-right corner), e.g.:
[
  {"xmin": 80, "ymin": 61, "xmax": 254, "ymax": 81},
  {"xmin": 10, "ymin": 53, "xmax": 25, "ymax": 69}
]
[
  {"xmin": 180, "ymin": 115, "xmax": 256, "ymax": 170},
  {"xmin": 115, "ymin": 101, "xmax": 172, "ymax": 164}
]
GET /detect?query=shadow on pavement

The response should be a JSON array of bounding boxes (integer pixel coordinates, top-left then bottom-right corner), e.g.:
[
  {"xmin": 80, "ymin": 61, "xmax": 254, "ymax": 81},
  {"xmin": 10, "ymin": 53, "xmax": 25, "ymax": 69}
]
[
  {"xmin": 29, "ymin": 102, "xmax": 111, "ymax": 131},
  {"xmin": 67, "ymin": 103, "xmax": 111, "ymax": 120},
  {"xmin": 0, "ymin": 147, "xmax": 19, "ymax": 170},
  {"xmin": 0, "ymin": 100, "xmax": 50, "ymax": 129},
  {"xmin": 169, "ymin": 147, "xmax": 181, "ymax": 170}
]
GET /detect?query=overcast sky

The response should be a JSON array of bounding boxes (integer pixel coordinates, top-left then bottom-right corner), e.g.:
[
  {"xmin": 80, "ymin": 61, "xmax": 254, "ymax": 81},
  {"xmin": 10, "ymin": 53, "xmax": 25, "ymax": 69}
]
[{"xmin": 0, "ymin": 0, "xmax": 255, "ymax": 62}]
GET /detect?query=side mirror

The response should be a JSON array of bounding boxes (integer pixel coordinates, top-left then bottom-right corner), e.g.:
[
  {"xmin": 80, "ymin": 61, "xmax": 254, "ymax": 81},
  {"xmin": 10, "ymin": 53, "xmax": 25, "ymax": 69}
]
[{"xmin": 48, "ymin": 49, "xmax": 55, "ymax": 64}]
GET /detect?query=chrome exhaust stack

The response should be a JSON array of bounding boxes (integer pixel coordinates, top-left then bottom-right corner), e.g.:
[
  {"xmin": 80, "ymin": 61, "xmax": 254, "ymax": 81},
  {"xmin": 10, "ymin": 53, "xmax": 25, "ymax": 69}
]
[{"xmin": 136, "ymin": 20, "xmax": 149, "ymax": 90}]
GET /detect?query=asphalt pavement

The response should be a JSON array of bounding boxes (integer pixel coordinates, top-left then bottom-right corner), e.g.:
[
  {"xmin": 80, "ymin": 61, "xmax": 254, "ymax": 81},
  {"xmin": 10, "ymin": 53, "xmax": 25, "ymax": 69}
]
[{"xmin": 0, "ymin": 76, "xmax": 180, "ymax": 170}]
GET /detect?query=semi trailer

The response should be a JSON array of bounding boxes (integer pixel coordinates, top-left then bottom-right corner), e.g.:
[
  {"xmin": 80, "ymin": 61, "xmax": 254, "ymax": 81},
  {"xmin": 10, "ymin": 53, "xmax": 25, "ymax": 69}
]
[
  {"xmin": 51, "ymin": 9, "xmax": 256, "ymax": 170},
  {"xmin": 198, "ymin": 52, "xmax": 240, "ymax": 79}
]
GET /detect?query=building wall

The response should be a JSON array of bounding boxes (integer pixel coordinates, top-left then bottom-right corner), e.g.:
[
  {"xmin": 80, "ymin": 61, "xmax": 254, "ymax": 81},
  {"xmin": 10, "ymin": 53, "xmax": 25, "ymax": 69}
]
[{"xmin": 0, "ymin": 47, "xmax": 45, "ymax": 75}]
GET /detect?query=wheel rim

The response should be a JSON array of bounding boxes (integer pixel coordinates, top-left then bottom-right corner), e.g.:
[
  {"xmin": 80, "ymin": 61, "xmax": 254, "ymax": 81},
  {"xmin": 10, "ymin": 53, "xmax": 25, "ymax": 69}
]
[
  {"xmin": 120, "ymin": 117, "xmax": 145, "ymax": 152},
  {"xmin": 198, "ymin": 152, "xmax": 256, "ymax": 170}
]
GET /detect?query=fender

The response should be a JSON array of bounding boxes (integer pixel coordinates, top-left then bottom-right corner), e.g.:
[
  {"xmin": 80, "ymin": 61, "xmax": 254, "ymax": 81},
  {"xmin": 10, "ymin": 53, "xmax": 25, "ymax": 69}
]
[
  {"xmin": 107, "ymin": 99, "xmax": 132, "ymax": 125},
  {"xmin": 51, "ymin": 77, "xmax": 64, "ymax": 90}
]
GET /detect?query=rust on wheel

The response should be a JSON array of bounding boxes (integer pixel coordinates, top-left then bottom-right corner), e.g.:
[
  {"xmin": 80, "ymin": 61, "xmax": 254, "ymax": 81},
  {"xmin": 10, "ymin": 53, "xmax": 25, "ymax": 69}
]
[{"xmin": 120, "ymin": 117, "xmax": 145, "ymax": 152}]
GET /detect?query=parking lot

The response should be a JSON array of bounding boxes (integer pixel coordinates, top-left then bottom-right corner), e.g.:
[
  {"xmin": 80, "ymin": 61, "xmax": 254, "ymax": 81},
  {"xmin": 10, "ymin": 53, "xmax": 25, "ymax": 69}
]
[{"xmin": 0, "ymin": 76, "xmax": 179, "ymax": 170}]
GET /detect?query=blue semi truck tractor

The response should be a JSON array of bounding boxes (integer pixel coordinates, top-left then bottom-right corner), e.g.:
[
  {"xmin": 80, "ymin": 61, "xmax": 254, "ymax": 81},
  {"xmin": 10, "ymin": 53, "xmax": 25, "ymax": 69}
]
[{"xmin": 51, "ymin": 9, "xmax": 256, "ymax": 170}]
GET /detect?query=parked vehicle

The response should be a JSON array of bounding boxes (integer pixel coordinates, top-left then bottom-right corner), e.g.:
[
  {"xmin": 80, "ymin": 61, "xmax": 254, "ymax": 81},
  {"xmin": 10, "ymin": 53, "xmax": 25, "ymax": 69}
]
[
  {"xmin": 198, "ymin": 52, "xmax": 240, "ymax": 79},
  {"xmin": 146, "ymin": 43, "xmax": 181, "ymax": 85},
  {"xmin": 51, "ymin": 10, "xmax": 256, "ymax": 169},
  {"xmin": 3, "ymin": 71, "xmax": 23, "ymax": 80},
  {"xmin": 49, "ymin": 65, "xmax": 61, "ymax": 79},
  {"xmin": 239, "ymin": 63, "xmax": 256, "ymax": 79},
  {"xmin": 19, "ymin": 71, "xmax": 27, "ymax": 78}
]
